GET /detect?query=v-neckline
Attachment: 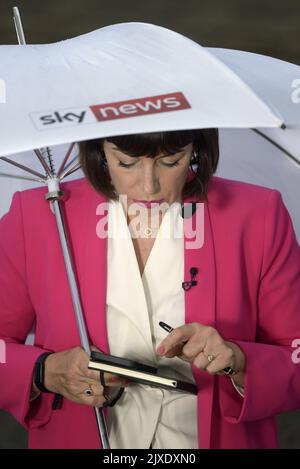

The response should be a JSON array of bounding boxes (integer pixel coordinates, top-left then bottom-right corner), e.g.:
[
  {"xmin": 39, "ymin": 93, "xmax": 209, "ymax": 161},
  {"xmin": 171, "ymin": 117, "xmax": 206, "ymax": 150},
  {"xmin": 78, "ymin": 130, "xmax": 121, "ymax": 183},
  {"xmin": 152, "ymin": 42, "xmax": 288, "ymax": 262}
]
[{"xmin": 119, "ymin": 203, "xmax": 165, "ymax": 280}]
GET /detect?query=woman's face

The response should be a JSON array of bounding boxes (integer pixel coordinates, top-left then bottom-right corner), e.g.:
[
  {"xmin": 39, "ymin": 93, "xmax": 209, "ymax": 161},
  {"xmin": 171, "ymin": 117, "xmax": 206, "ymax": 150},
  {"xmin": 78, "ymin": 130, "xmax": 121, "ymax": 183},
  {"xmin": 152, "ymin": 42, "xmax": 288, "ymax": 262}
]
[{"xmin": 103, "ymin": 140, "xmax": 193, "ymax": 208}]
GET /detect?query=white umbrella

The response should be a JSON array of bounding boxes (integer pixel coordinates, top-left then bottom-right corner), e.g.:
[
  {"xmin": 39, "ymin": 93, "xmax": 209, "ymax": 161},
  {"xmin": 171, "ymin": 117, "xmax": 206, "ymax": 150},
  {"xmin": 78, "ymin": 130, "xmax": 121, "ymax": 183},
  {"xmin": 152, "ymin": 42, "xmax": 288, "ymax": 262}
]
[
  {"xmin": 0, "ymin": 40, "xmax": 300, "ymax": 236},
  {"xmin": 0, "ymin": 15, "xmax": 299, "ymax": 448},
  {"xmin": 1, "ymin": 23, "xmax": 299, "ymax": 217},
  {"xmin": 0, "ymin": 23, "xmax": 285, "ymax": 158}
]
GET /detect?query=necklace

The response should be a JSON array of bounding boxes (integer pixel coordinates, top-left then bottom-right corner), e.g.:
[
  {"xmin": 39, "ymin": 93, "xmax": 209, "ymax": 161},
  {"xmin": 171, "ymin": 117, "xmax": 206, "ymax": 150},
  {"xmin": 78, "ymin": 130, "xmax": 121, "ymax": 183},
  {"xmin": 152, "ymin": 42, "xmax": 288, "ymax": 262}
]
[
  {"xmin": 144, "ymin": 227, "xmax": 155, "ymax": 238},
  {"xmin": 127, "ymin": 211, "xmax": 162, "ymax": 238}
]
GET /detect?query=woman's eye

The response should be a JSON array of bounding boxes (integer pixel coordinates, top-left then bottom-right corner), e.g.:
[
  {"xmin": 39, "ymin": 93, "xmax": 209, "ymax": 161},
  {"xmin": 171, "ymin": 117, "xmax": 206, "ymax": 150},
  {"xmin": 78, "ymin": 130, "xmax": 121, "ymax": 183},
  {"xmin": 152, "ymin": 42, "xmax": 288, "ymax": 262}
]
[
  {"xmin": 118, "ymin": 161, "xmax": 136, "ymax": 168},
  {"xmin": 117, "ymin": 160, "xmax": 180, "ymax": 168},
  {"xmin": 161, "ymin": 161, "xmax": 180, "ymax": 167}
]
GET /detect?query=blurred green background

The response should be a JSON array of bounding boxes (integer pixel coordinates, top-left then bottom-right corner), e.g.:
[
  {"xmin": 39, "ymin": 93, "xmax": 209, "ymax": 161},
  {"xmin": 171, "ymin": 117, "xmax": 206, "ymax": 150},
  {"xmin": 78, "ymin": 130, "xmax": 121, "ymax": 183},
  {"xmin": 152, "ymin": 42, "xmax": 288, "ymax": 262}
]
[{"xmin": 0, "ymin": 0, "xmax": 300, "ymax": 449}]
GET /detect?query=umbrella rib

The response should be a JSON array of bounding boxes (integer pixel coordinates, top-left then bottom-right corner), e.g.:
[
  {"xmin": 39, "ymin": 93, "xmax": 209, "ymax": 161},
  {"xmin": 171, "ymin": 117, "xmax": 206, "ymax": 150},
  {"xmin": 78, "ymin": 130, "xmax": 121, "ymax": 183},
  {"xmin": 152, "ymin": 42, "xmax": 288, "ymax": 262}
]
[
  {"xmin": 33, "ymin": 149, "xmax": 53, "ymax": 177},
  {"xmin": 59, "ymin": 154, "xmax": 80, "ymax": 174},
  {"xmin": 252, "ymin": 129, "xmax": 300, "ymax": 167},
  {"xmin": 59, "ymin": 162, "xmax": 81, "ymax": 180},
  {"xmin": 57, "ymin": 143, "xmax": 76, "ymax": 178},
  {"xmin": 0, "ymin": 171, "xmax": 45, "ymax": 183},
  {"xmin": 42, "ymin": 147, "xmax": 56, "ymax": 175},
  {"xmin": 0, "ymin": 156, "xmax": 47, "ymax": 179}
]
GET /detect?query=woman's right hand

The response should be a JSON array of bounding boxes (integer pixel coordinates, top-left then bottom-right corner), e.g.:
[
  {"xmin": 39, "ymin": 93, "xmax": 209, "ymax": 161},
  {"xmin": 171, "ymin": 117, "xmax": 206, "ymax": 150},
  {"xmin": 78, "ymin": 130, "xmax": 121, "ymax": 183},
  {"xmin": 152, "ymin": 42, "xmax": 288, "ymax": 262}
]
[{"xmin": 39, "ymin": 346, "xmax": 128, "ymax": 407}]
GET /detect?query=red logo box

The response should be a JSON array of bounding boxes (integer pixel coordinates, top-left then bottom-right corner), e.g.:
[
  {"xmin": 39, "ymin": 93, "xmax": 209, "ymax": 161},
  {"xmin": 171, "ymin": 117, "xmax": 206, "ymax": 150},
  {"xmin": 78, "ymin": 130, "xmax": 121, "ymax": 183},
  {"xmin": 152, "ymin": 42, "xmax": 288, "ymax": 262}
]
[{"xmin": 90, "ymin": 92, "xmax": 191, "ymax": 122}]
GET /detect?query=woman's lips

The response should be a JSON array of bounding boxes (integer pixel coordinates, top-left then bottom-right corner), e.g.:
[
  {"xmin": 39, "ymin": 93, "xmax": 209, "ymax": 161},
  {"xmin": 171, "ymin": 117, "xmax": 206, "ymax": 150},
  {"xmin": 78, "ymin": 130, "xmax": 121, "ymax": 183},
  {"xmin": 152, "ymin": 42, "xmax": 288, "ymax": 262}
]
[{"xmin": 134, "ymin": 199, "xmax": 164, "ymax": 208}]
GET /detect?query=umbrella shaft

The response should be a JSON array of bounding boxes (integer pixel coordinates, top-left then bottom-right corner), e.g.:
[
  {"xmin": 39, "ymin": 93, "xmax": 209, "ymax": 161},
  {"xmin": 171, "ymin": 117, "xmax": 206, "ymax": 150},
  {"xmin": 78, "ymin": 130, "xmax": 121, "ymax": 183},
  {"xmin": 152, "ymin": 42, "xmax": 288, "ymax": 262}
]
[
  {"xmin": 95, "ymin": 408, "xmax": 110, "ymax": 449},
  {"xmin": 52, "ymin": 199, "xmax": 90, "ymax": 352},
  {"xmin": 51, "ymin": 198, "xmax": 110, "ymax": 449}
]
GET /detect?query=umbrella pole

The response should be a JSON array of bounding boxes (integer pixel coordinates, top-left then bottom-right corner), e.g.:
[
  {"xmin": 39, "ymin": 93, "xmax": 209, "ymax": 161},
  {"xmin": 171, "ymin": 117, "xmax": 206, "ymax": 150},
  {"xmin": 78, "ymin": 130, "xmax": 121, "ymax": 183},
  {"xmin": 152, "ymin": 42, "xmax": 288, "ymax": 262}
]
[
  {"xmin": 46, "ymin": 188, "xmax": 110, "ymax": 449},
  {"xmin": 11, "ymin": 6, "xmax": 111, "ymax": 449}
]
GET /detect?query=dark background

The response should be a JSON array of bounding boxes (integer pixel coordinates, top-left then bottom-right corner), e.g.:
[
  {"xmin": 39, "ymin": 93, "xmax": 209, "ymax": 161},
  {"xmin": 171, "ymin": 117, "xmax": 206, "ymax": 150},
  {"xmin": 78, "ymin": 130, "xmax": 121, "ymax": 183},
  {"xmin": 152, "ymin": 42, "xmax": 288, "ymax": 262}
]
[
  {"xmin": 0, "ymin": 0, "xmax": 300, "ymax": 449},
  {"xmin": 0, "ymin": 0, "xmax": 300, "ymax": 64}
]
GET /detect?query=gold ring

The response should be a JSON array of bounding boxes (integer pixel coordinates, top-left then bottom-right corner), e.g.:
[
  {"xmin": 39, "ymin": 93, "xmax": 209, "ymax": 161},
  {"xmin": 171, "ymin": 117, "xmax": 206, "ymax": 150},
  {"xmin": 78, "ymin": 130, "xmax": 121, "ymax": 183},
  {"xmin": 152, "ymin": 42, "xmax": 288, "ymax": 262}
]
[{"xmin": 204, "ymin": 353, "xmax": 215, "ymax": 363}]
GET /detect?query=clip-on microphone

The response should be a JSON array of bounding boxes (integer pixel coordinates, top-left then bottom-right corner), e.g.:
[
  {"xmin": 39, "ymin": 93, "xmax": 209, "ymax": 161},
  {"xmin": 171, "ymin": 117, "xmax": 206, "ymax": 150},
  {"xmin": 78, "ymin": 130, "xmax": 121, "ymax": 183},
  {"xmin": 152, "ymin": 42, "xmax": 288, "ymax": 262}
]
[{"xmin": 182, "ymin": 267, "xmax": 198, "ymax": 291}]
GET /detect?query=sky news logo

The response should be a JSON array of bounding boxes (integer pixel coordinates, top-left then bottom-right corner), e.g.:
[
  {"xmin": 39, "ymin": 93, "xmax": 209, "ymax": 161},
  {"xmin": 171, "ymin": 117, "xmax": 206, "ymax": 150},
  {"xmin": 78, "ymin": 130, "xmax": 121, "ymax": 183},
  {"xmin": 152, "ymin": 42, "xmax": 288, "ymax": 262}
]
[
  {"xmin": 30, "ymin": 91, "xmax": 191, "ymax": 130},
  {"xmin": 0, "ymin": 79, "xmax": 6, "ymax": 103}
]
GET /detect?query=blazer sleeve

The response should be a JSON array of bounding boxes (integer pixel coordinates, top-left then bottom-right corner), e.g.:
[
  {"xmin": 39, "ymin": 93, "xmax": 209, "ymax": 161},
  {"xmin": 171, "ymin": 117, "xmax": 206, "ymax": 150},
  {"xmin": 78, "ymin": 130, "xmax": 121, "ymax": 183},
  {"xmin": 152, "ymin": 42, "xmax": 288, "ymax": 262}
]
[
  {"xmin": 0, "ymin": 191, "xmax": 54, "ymax": 430},
  {"xmin": 219, "ymin": 189, "xmax": 300, "ymax": 423}
]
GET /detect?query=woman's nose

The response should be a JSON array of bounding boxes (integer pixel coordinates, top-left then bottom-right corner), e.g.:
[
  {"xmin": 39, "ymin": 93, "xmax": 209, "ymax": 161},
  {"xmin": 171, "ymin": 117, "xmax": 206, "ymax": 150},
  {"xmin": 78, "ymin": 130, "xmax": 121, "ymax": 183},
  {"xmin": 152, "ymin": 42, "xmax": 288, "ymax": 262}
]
[{"xmin": 142, "ymin": 164, "xmax": 160, "ymax": 195}]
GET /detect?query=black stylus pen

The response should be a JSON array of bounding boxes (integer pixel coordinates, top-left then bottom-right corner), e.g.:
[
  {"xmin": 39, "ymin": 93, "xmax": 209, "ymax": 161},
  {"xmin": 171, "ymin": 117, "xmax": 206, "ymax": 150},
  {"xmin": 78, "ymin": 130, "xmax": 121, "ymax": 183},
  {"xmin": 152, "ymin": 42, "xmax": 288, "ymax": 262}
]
[
  {"xmin": 159, "ymin": 321, "xmax": 177, "ymax": 335},
  {"xmin": 158, "ymin": 321, "xmax": 234, "ymax": 374},
  {"xmin": 158, "ymin": 321, "xmax": 188, "ymax": 359},
  {"xmin": 159, "ymin": 321, "xmax": 188, "ymax": 342}
]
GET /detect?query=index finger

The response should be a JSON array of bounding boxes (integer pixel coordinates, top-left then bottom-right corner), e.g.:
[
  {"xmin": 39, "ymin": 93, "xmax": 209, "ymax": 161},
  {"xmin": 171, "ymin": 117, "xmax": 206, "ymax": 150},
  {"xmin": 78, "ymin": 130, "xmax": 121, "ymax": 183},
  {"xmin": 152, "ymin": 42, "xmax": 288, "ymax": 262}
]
[{"xmin": 156, "ymin": 323, "xmax": 200, "ymax": 355}]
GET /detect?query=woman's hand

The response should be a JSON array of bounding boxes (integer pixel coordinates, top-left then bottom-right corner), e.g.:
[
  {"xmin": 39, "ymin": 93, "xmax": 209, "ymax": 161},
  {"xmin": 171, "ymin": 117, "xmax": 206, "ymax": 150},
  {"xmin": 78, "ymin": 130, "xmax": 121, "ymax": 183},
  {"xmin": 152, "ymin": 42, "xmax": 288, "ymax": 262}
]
[
  {"xmin": 41, "ymin": 346, "xmax": 128, "ymax": 407},
  {"xmin": 156, "ymin": 323, "xmax": 246, "ymax": 386}
]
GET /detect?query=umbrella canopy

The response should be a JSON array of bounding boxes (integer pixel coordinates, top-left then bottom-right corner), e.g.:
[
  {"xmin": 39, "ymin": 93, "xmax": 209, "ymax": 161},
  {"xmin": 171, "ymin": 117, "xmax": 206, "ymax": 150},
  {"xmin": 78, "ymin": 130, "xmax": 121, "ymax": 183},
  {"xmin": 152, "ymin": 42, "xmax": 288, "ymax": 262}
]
[{"xmin": 0, "ymin": 22, "xmax": 285, "ymax": 157}]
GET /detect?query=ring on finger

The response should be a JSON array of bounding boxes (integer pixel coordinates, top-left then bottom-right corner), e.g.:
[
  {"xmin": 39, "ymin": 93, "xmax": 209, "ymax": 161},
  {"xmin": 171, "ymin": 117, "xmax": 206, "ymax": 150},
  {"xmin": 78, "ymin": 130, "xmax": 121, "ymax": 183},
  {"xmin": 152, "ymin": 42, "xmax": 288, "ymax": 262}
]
[{"xmin": 204, "ymin": 352, "xmax": 215, "ymax": 363}]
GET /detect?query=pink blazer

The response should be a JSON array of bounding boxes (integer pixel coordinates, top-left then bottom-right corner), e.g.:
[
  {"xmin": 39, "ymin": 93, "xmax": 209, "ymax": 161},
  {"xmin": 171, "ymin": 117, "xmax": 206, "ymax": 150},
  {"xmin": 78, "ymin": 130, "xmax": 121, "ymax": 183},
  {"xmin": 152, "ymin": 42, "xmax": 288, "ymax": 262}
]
[{"xmin": 0, "ymin": 175, "xmax": 300, "ymax": 449}]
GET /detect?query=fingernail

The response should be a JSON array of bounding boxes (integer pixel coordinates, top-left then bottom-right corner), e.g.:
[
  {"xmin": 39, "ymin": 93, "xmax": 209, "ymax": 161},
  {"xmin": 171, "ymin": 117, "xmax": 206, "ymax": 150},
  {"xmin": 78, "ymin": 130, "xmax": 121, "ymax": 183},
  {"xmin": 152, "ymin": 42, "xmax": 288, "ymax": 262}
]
[{"xmin": 156, "ymin": 346, "xmax": 165, "ymax": 355}]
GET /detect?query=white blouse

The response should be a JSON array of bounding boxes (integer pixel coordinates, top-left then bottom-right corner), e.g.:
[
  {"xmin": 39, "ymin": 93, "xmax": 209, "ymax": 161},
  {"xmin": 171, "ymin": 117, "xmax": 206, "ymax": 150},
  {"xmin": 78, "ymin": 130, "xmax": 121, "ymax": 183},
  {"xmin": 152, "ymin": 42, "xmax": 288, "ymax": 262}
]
[{"xmin": 105, "ymin": 199, "xmax": 243, "ymax": 449}]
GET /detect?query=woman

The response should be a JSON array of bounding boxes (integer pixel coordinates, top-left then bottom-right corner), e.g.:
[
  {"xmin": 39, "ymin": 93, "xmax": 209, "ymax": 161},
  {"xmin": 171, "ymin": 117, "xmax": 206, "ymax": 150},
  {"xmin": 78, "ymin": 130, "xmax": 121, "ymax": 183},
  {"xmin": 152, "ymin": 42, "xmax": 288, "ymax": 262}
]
[{"xmin": 0, "ymin": 129, "xmax": 300, "ymax": 449}]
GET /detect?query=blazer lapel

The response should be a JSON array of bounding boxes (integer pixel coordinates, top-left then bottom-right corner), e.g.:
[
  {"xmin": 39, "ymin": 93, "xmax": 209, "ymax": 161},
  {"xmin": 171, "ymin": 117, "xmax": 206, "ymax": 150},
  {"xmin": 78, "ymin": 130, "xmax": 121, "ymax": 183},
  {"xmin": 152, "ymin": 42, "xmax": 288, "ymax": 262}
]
[{"xmin": 182, "ymin": 193, "xmax": 217, "ymax": 449}]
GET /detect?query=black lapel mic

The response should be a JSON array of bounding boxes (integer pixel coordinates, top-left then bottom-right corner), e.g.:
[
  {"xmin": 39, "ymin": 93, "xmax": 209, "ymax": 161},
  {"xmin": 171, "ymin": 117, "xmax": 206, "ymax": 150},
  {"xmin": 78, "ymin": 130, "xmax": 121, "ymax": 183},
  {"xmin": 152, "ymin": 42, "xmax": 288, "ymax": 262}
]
[
  {"xmin": 182, "ymin": 267, "xmax": 198, "ymax": 291},
  {"xmin": 181, "ymin": 202, "xmax": 197, "ymax": 219}
]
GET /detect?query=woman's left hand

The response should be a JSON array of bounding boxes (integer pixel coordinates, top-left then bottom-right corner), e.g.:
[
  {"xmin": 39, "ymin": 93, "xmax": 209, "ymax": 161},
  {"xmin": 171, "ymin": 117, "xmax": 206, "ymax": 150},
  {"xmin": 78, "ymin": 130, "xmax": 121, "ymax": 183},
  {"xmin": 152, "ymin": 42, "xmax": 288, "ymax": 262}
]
[{"xmin": 156, "ymin": 323, "xmax": 246, "ymax": 383}]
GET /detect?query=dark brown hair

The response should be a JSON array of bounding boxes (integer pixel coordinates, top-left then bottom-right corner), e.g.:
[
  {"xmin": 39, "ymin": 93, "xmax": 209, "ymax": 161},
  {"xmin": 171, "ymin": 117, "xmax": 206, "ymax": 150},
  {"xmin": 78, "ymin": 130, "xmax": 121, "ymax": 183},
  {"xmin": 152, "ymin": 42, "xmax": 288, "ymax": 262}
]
[{"xmin": 79, "ymin": 129, "xmax": 219, "ymax": 201}]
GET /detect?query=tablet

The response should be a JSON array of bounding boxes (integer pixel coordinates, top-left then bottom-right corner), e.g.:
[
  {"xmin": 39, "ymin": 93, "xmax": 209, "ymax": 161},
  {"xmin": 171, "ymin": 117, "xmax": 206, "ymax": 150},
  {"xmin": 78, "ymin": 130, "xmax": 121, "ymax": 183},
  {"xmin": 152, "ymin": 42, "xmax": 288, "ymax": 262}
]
[{"xmin": 89, "ymin": 351, "xmax": 198, "ymax": 395}]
